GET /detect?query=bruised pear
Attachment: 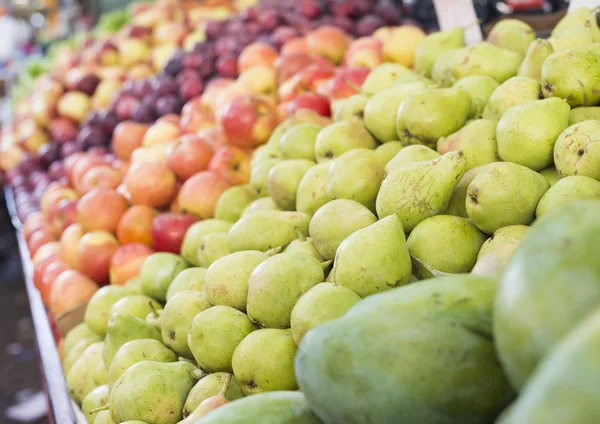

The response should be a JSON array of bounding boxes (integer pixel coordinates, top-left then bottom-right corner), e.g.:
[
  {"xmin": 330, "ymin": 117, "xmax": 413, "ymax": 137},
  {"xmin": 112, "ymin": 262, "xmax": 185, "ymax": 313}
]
[
  {"xmin": 376, "ymin": 151, "xmax": 467, "ymax": 232},
  {"xmin": 554, "ymin": 120, "xmax": 600, "ymax": 180},
  {"xmin": 396, "ymin": 87, "xmax": 471, "ymax": 148},
  {"xmin": 482, "ymin": 76, "xmax": 542, "ymax": 121},
  {"xmin": 437, "ymin": 119, "xmax": 499, "ymax": 170}
]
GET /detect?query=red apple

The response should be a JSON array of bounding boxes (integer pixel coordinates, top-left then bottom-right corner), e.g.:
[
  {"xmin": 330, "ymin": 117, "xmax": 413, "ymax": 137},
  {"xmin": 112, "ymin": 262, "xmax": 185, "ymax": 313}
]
[
  {"xmin": 124, "ymin": 161, "xmax": 178, "ymax": 207},
  {"xmin": 306, "ymin": 26, "xmax": 351, "ymax": 64},
  {"xmin": 63, "ymin": 152, "xmax": 86, "ymax": 182},
  {"xmin": 344, "ymin": 36, "xmax": 384, "ymax": 69},
  {"xmin": 33, "ymin": 254, "xmax": 61, "ymax": 292},
  {"xmin": 142, "ymin": 115, "xmax": 181, "ymax": 147},
  {"xmin": 287, "ymin": 92, "xmax": 331, "ymax": 117},
  {"xmin": 166, "ymin": 134, "xmax": 214, "ymax": 181},
  {"xmin": 49, "ymin": 270, "xmax": 98, "ymax": 316},
  {"xmin": 49, "ymin": 198, "xmax": 78, "ymax": 234},
  {"xmin": 151, "ymin": 212, "xmax": 198, "ymax": 254},
  {"xmin": 78, "ymin": 165, "xmax": 122, "ymax": 194},
  {"xmin": 71, "ymin": 155, "xmax": 111, "ymax": 191},
  {"xmin": 117, "ymin": 205, "xmax": 157, "ymax": 247},
  {"xmin": 40, "ymin": 186, "xmax": 78, "ymax": 218},
  {"xmin": 209, "ymin": 146, "xmax": 251, "ymax": 185},
  {"xmin": 75, "ymin": 231, "xmax": 120, "ymax": 285},
  {"xmin": 238, "ymin": 42, "xmax": 278, "ymax": 73},
  {"xmin": 23, "ymin": 212, "xmax": 51, "ymax": 241},
  {"xmin": 48, "ymin": 117, "xmax": 78, "ymax": 144},
  {"xmin": 60, "ymin": 223, "xmax": 83, "ymax": 266},
  {"xmin": 77, "ymin": 188, "xmax": 129, "ymax": 233},
  {"xmin": 198, "ymin": 127, "xmax": 228, "ymax": 151},
  {"xmin": 32, "ymin": 241, "xmax": 60, "ymax": 266},
  {"xmin": 40, "ymin": 261, "xmax": 72, "ymax": 307},
  {"xmin": 328, "ymin": 67, "xmax": 370, "ymax": 100},
  {"xmin": 112, "ymin": 121, "xmax": 149, "ymax": 160},
  {"xmin": 178, "ymin": 171, "xmax": 232, "ymax": 219},
  {"xmin": 282, "ymin": 37, "xmax": 310, "ymax": 55},
  {"xmin": 218, "ymin": 94, "xmax": 278, "ymax": 148},
  {"xmin": 109, "ymin": 243, "xmax": 154, "ymax": 285}
]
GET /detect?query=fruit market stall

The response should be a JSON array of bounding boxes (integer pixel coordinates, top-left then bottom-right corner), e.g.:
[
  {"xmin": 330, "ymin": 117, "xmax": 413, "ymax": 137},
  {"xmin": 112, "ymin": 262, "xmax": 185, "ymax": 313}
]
[{"xmin": 5, "ymin": 0, "xmax": 600, "ymax": 423}]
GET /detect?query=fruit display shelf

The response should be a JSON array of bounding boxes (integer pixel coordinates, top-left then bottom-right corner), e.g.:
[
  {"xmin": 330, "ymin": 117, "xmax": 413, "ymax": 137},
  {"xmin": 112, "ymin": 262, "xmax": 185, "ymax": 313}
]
[{"xmin": 5, "ymin": 185, "xmax": 87, "ymax": 424}]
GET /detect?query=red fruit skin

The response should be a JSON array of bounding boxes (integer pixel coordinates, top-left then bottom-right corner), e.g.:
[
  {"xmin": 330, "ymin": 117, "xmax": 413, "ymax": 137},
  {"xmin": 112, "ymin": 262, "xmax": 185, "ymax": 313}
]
[
  {"xmin": 287, "ymin": 92, "xmax": 331, "ymax": 117},
  {"xmin": 151, "ymin": 213, "xmax": 198, "ymax": 254}
]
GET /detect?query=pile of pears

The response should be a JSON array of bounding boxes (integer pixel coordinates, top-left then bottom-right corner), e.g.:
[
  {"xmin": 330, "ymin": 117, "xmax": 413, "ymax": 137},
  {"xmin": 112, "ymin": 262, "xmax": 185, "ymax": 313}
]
[{"xmin": 64, "ymin": 7, "xmax": 600, "ymax": 424}]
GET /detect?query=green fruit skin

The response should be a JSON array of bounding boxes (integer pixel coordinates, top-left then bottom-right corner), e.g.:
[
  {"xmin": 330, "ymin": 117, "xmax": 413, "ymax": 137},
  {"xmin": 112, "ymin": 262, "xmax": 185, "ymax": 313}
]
[
  {"xmin": 332, "ymin": 215, "xmax": 412, "ymax": 297},
  {"xmin": 569, "ymin": 106, "xmax": 600, "ymax": 125},
  {"xmin": 139, "ymin": 253, "xmax": 188, "ymax": 302},
  {"xmin": 296, "ymin": 275, "xmax": 514, "ymax": 424},
  {"xmin": 450, "ymin": 42, "xmax": 523, "ymax": 84},
  {"xmin": 477, "ymin": 225, "xmax": 529, "ymax": 260},
  {"xmin": 182, "ymin": 372, "xmax": 245, "ymax": 418},
  {"xmin": 110, "ymin": 295, "xmax": 163, "ymax": 321},
  {"xmin": 494, "ymin": 200, "xmax": 600, "ymax": 391},
  {"xmin": 314, "ymin": 119, "xmax": 376, "ymax": 162},
  {"xmin": 267, "ymin": 159, "xmax": 315, "ymax": 211},
  {"xmin": 332, "ymin": 94, "xmax": 369, "ymax": 123},
  {"xmin": 415, "ymin": 27, "xmax": 465, "ymax": 77},
  {"xmin": 453, "ymin": 75, "xmax": 499, "ymax": 118},
  {"xmin": 436, "ymin": 119, "xmax": 499, "ymax": 171},
  {"xmin": 194, "ymin": 391, "xmax": 321, "ymax": 424},
  {"xmin": 517, "ymin": 39, "xmax": 553, "ymax": 81},
  {"xmin": 362, "ymin": 63, "xmax": 412, "ymax": 95},
  {"xmin": 102, "ymin": 314, "xmax": 162, "ymax": 368},
  {"xmin": 466, "ymin": 162, "xmax": 550, "ymax": 234},
  {"xmin": 180, "ymin": 220, "xmax": 233, "ymax": 266},
  {"xmin": 214, "ymin": 185, "xmax": 257, "ymax": 223},
  {"xmin": 63, "ymin": 338, "xmax": 99, "ymax": 375},
  {"xmin": 250, "ymin": 159, "xmax": 282, "ymax": 197},
  {"xmin": 93, "ymin": 411, "xmax": 115, "ymax": 424},
  {"xmin": 82, "ymin": 384, "xmax": 109, "ymax": 424},
  {"xmin": 375, "ymin": 141, "xmax": 404, "ymax": 165},
  {"xmin": 161, "ymin": 291, "xmax": 211, "ymax": 358},
  {"xmin": 538, "ymin": 166, "xmax": 562, "ymax": 186},
  {"xmin": 487, "ymin": 19, "xmax": 535, "ymax": 56},
  {"xmin": 242, "ymin": 197, "xmax": 280, "ymax": 216},
  {"xmin": 107, "ymin": 339, "xmax": 177, "ymax": 390},
  {"xmin": 445, "ymin": 164, "xmax": 495, "ymax": 218},
  {"xmin": 296, "ymin": 162, "xmax": 332, "ymax": 215},
  {"xmin": 232, "ymin": 329, "xmax": 298, "ymax": 395},
  {"xmin": 386, "ymin": 145, "xmax": 440, "ymax": 175},
  {"xmin": 407, "ymin": 215, "xmax": 487, "ymax": 278},
  {"xmin": 279, "ymin": 123, "xmax": 321, "ymax": 160},
  {"xmin": 291, "ymin": 283, "xmax": 361, "ymax": 346},
  {"xmin": 189, "ymin": 306, "xmax": 256, "ymax": 373},
  {"xmin": 84, "ymin": 285, "xmax": 136, "ymax": 336},
  {"xmin": 67, "ymin": 342, "xmax": 104, "ymax": 404},
  {"xmin": 109, "ymin": 361, "xmax": 198, "ymax": 424},
  {"xmin": 536, "ymin": 175, "xmax": 600, "ymax": 218},
  {"xmin": 165, "ymin": 267, "xmax": 206, "ymax": 301},
  {"xmin": 481, "ymin": 76, "xmax": 541, "ymax": 122},
  {"xmin": 554, "ymin": 120, "xmax": 600, "ymax": 180},
  {"xmin": 64, "ymin": 323, "xmax": 102, "ymax": 357},
  {"xmin": 500, "ymin": 310, "xmax": 600, "ymax": 424},
  {"xmin": 197, "ymin": 232, "xmax": 230, "ymax": 268},
  {"xmin": 247, "ymin": 253, "xmax": 324, "ymax": 329}
]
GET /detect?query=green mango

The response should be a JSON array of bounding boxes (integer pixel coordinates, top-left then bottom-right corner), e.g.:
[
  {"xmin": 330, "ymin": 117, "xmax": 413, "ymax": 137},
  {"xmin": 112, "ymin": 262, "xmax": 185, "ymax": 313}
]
[
  {"xmin": 494, "ymin": 200, "xmax": 600, "ymax": 390},
  {"xmin": 296, "ymin": 275, "xmax": 514, "ymax": 424}
]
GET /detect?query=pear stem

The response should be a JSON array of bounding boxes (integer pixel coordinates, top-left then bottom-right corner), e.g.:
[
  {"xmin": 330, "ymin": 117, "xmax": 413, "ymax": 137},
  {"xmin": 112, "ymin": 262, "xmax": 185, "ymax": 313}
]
[
  {"xmin": 191, "ymin": 368, "xmax": 206, "ymax": 380},
  {"xmin": 148, "ymin": 301, "xmax": 160, "ymax": 318},
  {"xmin": 220, "ymin": 374, "xmax": 233, "ymax": 397},
  {"xmin": 295, "ymin": 229, "xmax": 307, "ymax": 241},
  {"xmin": 89, "ymin": 404, "xmax": 110, "ymax": 414}
]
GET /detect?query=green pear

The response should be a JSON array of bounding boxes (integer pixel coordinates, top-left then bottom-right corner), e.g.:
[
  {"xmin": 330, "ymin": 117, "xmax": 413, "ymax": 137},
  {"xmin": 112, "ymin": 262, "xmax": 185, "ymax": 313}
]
[
  {"xmin": 64, "ymin": 339, "xmax": 99, "ymax": 375},
  {"xmin": 431, "ymin": 48, "xmax": 463, "ymax": 87},
  {"xmin": 472, "ymin": 242, "xmax": 520, "ymax": 278},
  {"xmin": 314, "ymin": 118, "xmax": 376, "ymax": 162},
  {"xmin": 482, "ymin": 76, "xmax": 542, "ymax": 121},
  {"xmin": 67, "ymin": 342, "xmax": 104, "ymax": 404},
  {"xmin": 139, "ymin": 253, "xmax": 188, "ymax": 302},
  {"xmin": 446, "ymin": 164, "xmax": 497, "ymax": 218},
  {"xmin": 284, "ymin": 238, "xmax": 324, "ymax": 261},
  {"xmin": 466, "ymin": 162, "xmax": 550, "ymax": 234},
  {"xmin": 214, "ymin": 185, "xmax": 257, "ymax": 223},
  {"xmin": 549, "ymin": 20, "xmax": 600, "ymax": 51},
  {"xmin": 499, "ymin": 310, "xmax": 600, "ymax": 423},
  {"xmin": 554, "ymin": 120, "xmax": 600, "ymax": 180},
  {"xmin": 183, "ymin": 373, "xmax": 244, "ymax": 418},
  {"xmin": 437, "ymin": 119, "xmax": 499, "ymax": 170},
  {"xmin": 393, "ymin": 72, "xmax": 434, "ymax": 86},
  {"xmin": 165, "ymin": 267, "xmax": 206, "ymax": 301},
  {"xmin": 295, "ymin": 162, "xmax": 332, "ymax": 215},
  {"xmin": 145, "ymin": 308, "xmax": 163, "ymax": 330},
  {"xmin": 161, "ymin": 291, "xmax": 211, "ymax": 358},
  {"xmin": 203, "ymin": 251, "xmax": 268, "ymax": 311},
  {"xmin": 326, "ymin": 149, "xmax": 384, "ymax": 212},
  {"xmin": 539, "ymin": 165, "xmax": 562, "ymax": 186},
  {"xmin": 290, "ymin": 283, "xmax": 360, "ymax": 345},
  {"xmin": 107, "ymin": 339, "xmax": 177, "ymax": 390},
  {"xmin": 415, "ymin": 27, "xmax": 465, "ymax": 77},
  {"xmin": 250, "ymin": 159, "xmax": 282, "ymax": 197},
  {"xmin": 192, "ymin": 391, "xmax": 321, "ymax": 424},
  {"xmin": 92, "ymin": 411, "xmax": 114, "ymax": 424},
  {"xmin": 228, "ymin": 210, "xmax": 310, "ymax": 252},
  {"xmin": 376, "ymin": 151, "xmax": 467, "ymax": 232},
  {"xmin": 518, "ymin": 39, "xmax": 553, "ymax": 81},
  {"xmin": 497, "ymin": 98, "xmax": 570, "ymax": 171},
  {"xmin": 536, "ymin": 176, "xmax": 600, "ymax": 218},
  {"xmin": 375, "ymin": 141, "xmax": 404, "ymax": 164},
  {"xmin": 569, "ymin": 106, "xmax": 600, "ymax": 125},
  {"xmin": 64, "ymin": 323, "xmax": 102, "ymax": 356},
  {"xmin": 247, "ymin": 252, "xmax": 324, "ymax": 329},
  {"xmin": 407, "ymin": 215, "xmax": 487, "ymax": 278},
  {"xmin": 396, "ymin": 87, "xmax": 471, "ymax": 148},
  {"xmin": 453, "ymin": 75, "xmax": 499, "ymax": 118},
  {"xmin": 109, "ymin": 361, "xmax": 200, "ymax": 424},
  {"xmin": 232, "ymin": 329, "xmax": 298, "ymax": 394},
  {"xmin": 242, "ymin": 197, "xmax": 280, "ymax": 215},
  {"xmin": 279, "ymin": 123, "xmax": 321, "ymax": 160},
  {"xmin": 251, "ymin": 144, "xmax": 280, "ymax": 167},
  {"xmin": 309, "ymin": 199, "xmax": 377, "ymax": 261},
  {"xmin": 386, "ymin": 145, "xmax": 440, "ymax": 174},
  {"xmin": 364, "ymin": 83, "xmax": 429, "ymax": 142},
  {"xmin": 331, "ymin": 94, "xmax": 369, "ymax": 123},
  {"xmin": 82, "ymin": 384, "xmax": 109, "ymax": 424},
  {"xmin": 332, "ymin": 215, "xmax": 412, "ymax": 297},
  {"xmin": 84, "ymin": 285, "xmax": 135, "ymax": 336},
  {"xmin": 93, "ymin": 360, "xmax": 108, "ymax": 387},
  {"xmin": 487, "ymin": 19, "xmax": 535, "ymax": 56},
  {"xmin": 478, "ymin": 225, "xmax": 529, "ymax": 260},
  {"xmin": 361, "ymin": 63, "xmax": 412, "ymax": 95},
  {"xmin": 110, "ymin": 294, "xmax": 162, "ymax": 320},
  {"xmin": 267, "ymin": 159, "xmax": 315, "ymax": 210},
  {"xmin": 102, "ymin": 313, "xmax": 162, "ymax": 367},
  {"xmin": 494, "ymin": 201, "xmax": 600, "ymax": 390},
  {"xmin": 542, "ymin": 46, "xmax": 600, "ymax": 107},
  {"xmin": 450, "ymin": 42, "xmax": 523, "ymax": 83},
  {"xmin": 189, "ymin": 305, "xmax": 256, "ymax": 373},
  {"xmin": 181, "ymin": 219, "xmax": 233, "ymax": 266},
  {"xmin": 124, "ymin": 276, "xmax": 143, "ymax": 292},
  {"xmin": 197, "ymin": 232, "xmax": 229, "ymax": 268},
  {"xmin": 262, "ymin": 118, "xmax": 300, "ymax": 161},
  {"xmin": 296, "ymin": 275, "xmax": 513, "ymax": 424},
  {"xmin": 552, "ymin": 6, "xmax": 596, "ymax": 35}
]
